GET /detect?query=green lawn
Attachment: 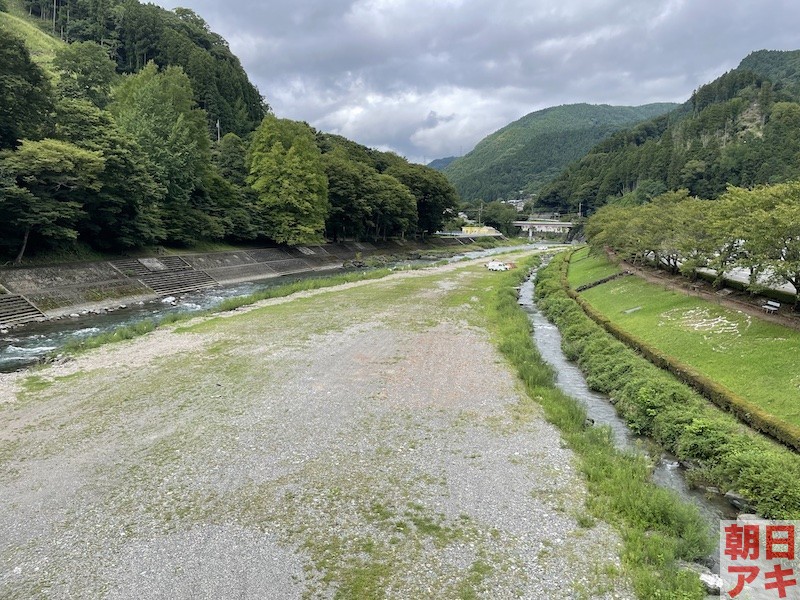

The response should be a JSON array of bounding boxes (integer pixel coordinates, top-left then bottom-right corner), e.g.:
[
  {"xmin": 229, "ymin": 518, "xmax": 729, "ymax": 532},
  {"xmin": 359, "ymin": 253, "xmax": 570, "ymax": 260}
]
[
  {"xmin": 575, "ymin": 258, "xmax": 800, "ymax": 428},
  {"xmin": 566, "ymin": 246, "xmax": 621, "ymax": 289}
]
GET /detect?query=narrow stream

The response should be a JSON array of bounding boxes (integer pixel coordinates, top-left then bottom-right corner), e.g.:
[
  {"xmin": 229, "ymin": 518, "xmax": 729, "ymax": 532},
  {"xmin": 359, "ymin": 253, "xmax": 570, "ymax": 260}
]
[
  {"xmin": 0, "ymin": 244, "xmax": 554, "ymax": 373},
  {"xmin": 518, "ymin": 267, "xmax": 735, "ymax": 571}
]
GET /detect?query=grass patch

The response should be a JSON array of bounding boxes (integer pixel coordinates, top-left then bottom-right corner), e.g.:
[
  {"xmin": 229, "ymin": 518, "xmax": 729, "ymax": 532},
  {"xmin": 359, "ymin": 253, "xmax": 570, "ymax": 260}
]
[
  {"xmin": 566, "ymin": 246, "xmax": 622, "ymax": 289},
  {"xmin": 578, "ymin": 269, "xmax": 800, "ymax": 429},
  {"xmin": 20, "ymin": 374, "xmax": 54, "ymax": 394},
  {"xmin": 482, "ymin": 254, "xmax": 712, "ymax": 598},
  {"xmin": 453, "ymin": 558, "xmax": 494, "ymax": 599},
  {"xmin": 62, "ymin": 319, "xmax": 158, "ymax": 354},
  {"xmin": 0, "ymin": 7, "xmax": 64, "ymax": 76},
  {"xmin": 214, "ymin": 268, "xmax": 394, "ymax": 313}
]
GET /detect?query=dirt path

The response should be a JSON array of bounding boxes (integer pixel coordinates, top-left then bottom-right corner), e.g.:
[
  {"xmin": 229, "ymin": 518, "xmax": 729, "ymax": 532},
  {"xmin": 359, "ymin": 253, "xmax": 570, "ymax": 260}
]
[{"xmin": 0, "ymin": 256, "xmax": 631, "ymax": 599}]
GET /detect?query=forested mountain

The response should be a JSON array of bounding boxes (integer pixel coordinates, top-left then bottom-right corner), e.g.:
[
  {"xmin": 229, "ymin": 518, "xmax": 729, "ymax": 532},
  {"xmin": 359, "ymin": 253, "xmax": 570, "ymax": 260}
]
[
  {"xmin": 539, "ymin": 50, "xmax": 800, "ymax": 213},
  {"xmin": 427, "ymin": 156, "xmax": 457, "ymax": 171},
  {"xmin": 441, "ymin": 103, "xmax": 677, "ymax": 203},
  {"xmin": 17, "ymin": 0, "xmax": 266, "ymax": 136},
  {"xmin": 0, "ymin": 2, "xmax": 458, "ymax": 262}
]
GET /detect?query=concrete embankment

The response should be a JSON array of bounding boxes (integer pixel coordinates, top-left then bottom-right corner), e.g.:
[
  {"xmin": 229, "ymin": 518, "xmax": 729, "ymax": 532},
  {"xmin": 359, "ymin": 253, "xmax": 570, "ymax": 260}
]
[{"xmin": 0, "ymin": 239, "xmax": 470, "ymax": 327}]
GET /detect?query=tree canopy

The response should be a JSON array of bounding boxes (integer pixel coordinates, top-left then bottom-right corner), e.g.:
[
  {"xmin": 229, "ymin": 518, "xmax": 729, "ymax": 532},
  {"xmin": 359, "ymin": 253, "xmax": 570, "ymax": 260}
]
[{"xmin": 585, "ymin": 182, "xmax": 800, "ymax": 308}]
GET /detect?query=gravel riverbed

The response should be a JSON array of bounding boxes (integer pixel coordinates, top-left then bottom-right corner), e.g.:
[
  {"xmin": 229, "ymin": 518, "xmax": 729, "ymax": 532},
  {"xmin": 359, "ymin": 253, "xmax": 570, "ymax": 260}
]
[{"xmin": 0, "ymin": 257, "xmax": 632, "ymax": 599}]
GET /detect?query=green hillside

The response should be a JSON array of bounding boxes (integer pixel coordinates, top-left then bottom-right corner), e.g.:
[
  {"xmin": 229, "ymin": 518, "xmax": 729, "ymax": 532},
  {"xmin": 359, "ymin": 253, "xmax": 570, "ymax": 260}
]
[
  {"xmin": 442, "ymin": 102, "xmax": 677, "ymax": 203},
  {"xmin": 0, "ymin": 9, "xmax": 63, "ymax": 75},
  {"xmin": 427, "ymin": 156, "xmax": 457, "ymax": 171},
  {"xmin": 11, "ymin": 0, "xmax": 265, "ymax": 137},
  {"xmin": 538, "ymin": 50, "xmax": 800, "ymax": 212}
]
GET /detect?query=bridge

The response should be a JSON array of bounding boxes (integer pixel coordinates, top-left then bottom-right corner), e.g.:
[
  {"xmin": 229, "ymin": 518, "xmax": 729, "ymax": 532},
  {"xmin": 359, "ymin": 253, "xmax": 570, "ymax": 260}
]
[{"xmin": 513, "ymin": 220, "xmax": 575, "ymax": 238}]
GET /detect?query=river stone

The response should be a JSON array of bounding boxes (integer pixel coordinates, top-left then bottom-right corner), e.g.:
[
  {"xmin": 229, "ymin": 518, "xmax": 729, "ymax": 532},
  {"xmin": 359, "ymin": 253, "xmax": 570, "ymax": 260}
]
[
  {"xmin": 724, "ymin": 491, "xmax": 754, "ymax": 511},
  {"xmin": 699, "ymin": 572, "xmax": 724, "ymax": 595}
]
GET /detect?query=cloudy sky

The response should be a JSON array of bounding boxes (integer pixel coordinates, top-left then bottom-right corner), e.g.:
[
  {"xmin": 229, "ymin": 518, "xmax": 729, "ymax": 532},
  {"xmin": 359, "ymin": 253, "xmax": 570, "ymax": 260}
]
[{"xmin": 154, "ymin": 0, "xmax": 800, "ymax": 163}]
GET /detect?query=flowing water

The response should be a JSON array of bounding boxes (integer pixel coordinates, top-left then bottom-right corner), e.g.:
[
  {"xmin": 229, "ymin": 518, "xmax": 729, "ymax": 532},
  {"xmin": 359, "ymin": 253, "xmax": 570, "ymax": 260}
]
[
  {"xmin": 0, "ymin": 244, "xmax": 556, "ymax": 373},
  {"xmin": 518, "ymin": 269, "xmax": 735, "ymax": 571}
]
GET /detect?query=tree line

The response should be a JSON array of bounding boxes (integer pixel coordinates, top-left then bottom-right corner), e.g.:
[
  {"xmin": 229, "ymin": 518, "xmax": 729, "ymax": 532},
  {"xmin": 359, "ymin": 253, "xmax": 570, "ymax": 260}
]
[
  {"xmin": 585, "ymin": 183, "xmax": 800, "ymax": 307},
  {"xmin": 0, "ymin": 17, "xmax": 458, "ymax": 262}
]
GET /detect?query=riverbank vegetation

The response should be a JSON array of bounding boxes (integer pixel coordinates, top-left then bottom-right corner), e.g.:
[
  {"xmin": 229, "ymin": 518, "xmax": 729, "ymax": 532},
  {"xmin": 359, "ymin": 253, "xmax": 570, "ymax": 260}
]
[
  {"xmin": 585, "ymin": 183, "xmax": 800, "ymax": 308},
  {"xmin": 572, "ymin": 249, "xmax": 800, "ymax": 431},
  {"xmin": 535, "ymin": 251, "xmax": 800, "ymax": 520},
  {"xmin": 488, "ymin": 255, "xmax": 711, "ymax": 598}
]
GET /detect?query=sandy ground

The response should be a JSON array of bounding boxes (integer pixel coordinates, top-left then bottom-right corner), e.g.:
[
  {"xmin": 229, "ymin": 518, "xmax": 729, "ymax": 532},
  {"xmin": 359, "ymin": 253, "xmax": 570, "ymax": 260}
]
[{"xmin": 0, "ymin": 257, "xmax": 632, "ymax": 599}]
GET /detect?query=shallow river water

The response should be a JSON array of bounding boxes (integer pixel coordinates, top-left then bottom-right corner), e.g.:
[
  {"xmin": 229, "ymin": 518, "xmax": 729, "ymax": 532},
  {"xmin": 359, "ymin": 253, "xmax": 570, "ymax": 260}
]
[
  {"xmin": 518, "ymin": 269, "xmax": 735, "ymax": 571},
  {"xmin": 0, "ymin": 244, "xmax": 549, "ymax": 373}
]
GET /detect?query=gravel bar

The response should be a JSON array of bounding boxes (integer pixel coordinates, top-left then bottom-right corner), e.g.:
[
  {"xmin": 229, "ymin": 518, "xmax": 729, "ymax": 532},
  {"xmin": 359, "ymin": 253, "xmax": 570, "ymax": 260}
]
[{"xmin": 0, "ymin": 257, "xmax": 632, "ymax": 599}]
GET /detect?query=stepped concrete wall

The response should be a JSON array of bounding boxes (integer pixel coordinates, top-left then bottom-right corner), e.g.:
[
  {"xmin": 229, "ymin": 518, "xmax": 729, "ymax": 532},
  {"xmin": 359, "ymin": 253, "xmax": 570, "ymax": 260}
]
[{"xmin": 0, "ymin": 239, "xmax": 466, "ymax": 324}]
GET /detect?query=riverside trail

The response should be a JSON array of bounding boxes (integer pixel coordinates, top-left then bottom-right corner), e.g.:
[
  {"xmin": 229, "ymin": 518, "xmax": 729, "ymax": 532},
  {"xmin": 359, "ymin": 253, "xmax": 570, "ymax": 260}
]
[{"xmin": 0, "ymin": 254, "xmax": 631, "ymax": 599}]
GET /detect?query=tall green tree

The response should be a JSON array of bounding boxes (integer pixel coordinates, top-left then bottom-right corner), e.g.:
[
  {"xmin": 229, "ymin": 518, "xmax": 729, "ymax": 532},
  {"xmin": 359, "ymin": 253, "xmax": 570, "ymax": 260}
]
[
  {"xmin": 247, "ymin": 116, "xmax": 329, "ymax": 245},
  {"xmin": 0, "ymin": 139, "xmax": 104, "ymax": 262},
  {"xmin": 54, "ymin": 97, "xmax": 164, "ymax": 249},
  {"xmin": 53, "ymin": 41, "xmax": 117, "ymax": 107},
  {"xmin": 385, "ymin": 163, "xmax": 458, "ymax": 235},
  {"xmin": 0, "ymin": 31, "xmax": 53, "ymax": 148},
  {"xmin": 109, "ymin": 62, "xmax": 215, "ymax": 244},
  {"xmin": 738, "ymin": 182, "xmax": 800, "ymax": 308},
  {"xmin": 482, "ymin": 201, "xmax": 520, "ymax": 236},
  {"xmin": 215, "ymin": 132, "xmax": 249, "ymax": 187},
  {"xmin": 368, "ymin": 173, "xmax": 417, "ymax": 239},
  {"xmin": 321, "ymin": 148, "xmax": 373, "ymax": 242}
]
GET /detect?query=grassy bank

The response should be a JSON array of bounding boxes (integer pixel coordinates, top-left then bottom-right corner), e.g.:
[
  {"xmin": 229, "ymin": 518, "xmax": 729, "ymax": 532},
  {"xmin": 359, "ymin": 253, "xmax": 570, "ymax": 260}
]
[
  {"xmin": 0, "ymin": 8, "xmax": 63, "ymax": 75},
  {"xmin": 487, "ymin": 256, "xmax": 711, "ymax": 598},
  {"xmin": 567, "ymin": 247, "xmax": 622, "ymax": 288},
  {"xmin": 571, "ymin": 248, "xmax": 800, "ymax": 430},
  {"xmin": 535, "ymin": 252, "xmax": 800, "ymax": 520}
]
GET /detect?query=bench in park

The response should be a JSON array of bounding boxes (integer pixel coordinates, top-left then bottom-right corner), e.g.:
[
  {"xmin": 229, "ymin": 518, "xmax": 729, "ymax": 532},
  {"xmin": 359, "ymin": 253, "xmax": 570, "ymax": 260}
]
[{"xmin": 762, "ymin": 300, "xmax": 781, "ymax": 314}]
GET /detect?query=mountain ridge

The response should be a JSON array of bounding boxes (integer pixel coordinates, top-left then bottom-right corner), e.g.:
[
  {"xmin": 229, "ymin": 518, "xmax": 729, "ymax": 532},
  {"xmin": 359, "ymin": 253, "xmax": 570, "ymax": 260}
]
[
  {"xmin": 441, "ymin": 102, "xmax": 678, "ymax": 203},
  {"xmin": 537, "ymin": 49, "xmax": 800, "ymax": 212}
]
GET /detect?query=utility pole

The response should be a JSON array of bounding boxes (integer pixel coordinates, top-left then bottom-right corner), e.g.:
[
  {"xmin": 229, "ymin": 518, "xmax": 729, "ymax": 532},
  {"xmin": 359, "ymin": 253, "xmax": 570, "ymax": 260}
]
[
  {"xmin": 578, "ymin": 200, "xmax": 582, "ymax": 219},
  {"xmin": 478, "ymin": 201, "xmax": 483, "ymax": 226},
  {"xmin": 216, "ymin": 119, "xmax": 221, "ymax": 143}
]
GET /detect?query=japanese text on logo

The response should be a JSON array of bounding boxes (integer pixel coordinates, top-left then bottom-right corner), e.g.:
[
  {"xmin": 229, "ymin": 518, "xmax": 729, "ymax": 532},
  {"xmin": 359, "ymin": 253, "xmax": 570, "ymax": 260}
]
[{"xmin": 721, "ymin": 519, "xmax": 800, "ymax": 599}]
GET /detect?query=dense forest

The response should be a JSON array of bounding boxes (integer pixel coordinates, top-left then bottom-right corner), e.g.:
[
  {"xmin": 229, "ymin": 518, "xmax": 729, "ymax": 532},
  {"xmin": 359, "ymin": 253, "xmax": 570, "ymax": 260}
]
[
  {"xmin": 0, "ymin": 1, "xmax": 458, "ymax": 262},
  {"xmin": 441, "ymin": 103, "xmax": 677, "ymax": 204},
  {"xmin": 17, "ymin": 0, "xmax": 266, "ymax": 137},
  {"xmin": 538, "ymin": 50, "xmax": 800, "ymax": 213}
]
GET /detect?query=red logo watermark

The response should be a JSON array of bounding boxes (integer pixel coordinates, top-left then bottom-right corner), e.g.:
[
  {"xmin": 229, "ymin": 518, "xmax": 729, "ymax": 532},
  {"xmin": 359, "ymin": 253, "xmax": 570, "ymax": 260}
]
[{"xmin": 721, "ymin": 519, "xmax": 800, "ymax": 599}]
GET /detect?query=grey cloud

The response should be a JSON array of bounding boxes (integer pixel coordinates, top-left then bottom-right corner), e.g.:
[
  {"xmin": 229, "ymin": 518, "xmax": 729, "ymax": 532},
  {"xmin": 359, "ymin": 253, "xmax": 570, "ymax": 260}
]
[{"xmin": 155, "ymin": 0, "xmax": 800, "ymax": 162}]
